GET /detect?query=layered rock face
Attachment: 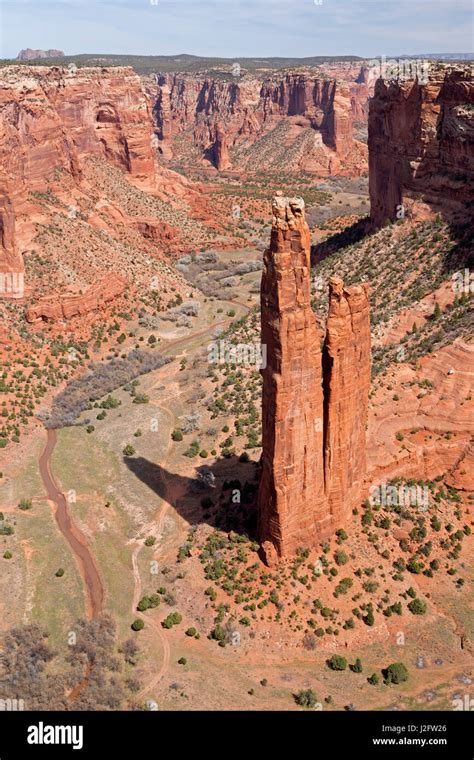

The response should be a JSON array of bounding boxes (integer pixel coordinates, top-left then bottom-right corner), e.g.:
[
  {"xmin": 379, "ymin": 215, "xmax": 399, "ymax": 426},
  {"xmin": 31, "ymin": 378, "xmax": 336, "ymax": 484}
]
[
  {"xmin": 259, "ymin": 196, "xmax": 326, "ymax": 563},
  {"xmin": 323, "ymin": 277, "xmax": 371, "ymax": 526},
  {"xmin": 0, "ymin": 193, "xmax": 17, "ymax": 273},
  {"xmin": 26, "ymin": 273, "xmax": 127, "ymax": 322},
  {"xmin": 369, "ymin": 65, "xmax": 474, "ymax": 225},
  {"xmin": 212, "ymin": 124, "xmax": 231, "ymax": 171},
  {"xmin": 258, "ymin": 197, "xmax": 371, "ymax": 562},
  {"xmin": 0, "ymin": 65, "xmax": 156, "ymax": 277},
  {"xmin": 152, "ymin": 70, "xmax": 369, "ymax": 174}
]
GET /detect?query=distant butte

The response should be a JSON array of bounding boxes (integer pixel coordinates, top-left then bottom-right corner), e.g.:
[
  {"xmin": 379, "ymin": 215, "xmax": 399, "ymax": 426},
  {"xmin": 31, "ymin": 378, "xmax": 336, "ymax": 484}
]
[{"xmin": 16, "ymin": 48, "xmax": 65, "ymax": 60}]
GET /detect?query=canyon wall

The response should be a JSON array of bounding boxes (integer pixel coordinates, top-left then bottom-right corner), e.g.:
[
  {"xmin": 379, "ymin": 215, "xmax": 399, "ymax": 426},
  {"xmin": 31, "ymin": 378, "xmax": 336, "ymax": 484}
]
[
  {"xmin": 0, "ymin": 65, "xmax": 157, "ymax": 277},
  {"xmin": 258, "ymin": 196, "xmax": 371, "ymax": 563},
  {"xmin": 152, "ymin": 69, "xmax": 370, "ymax": 174},
  {"xmin": 369, "ymin": 64, "xmax": 474, "ymax": 225},
  {"xmin": 26, "ymin": 273, "xmax": 127, "ymax": 322}
]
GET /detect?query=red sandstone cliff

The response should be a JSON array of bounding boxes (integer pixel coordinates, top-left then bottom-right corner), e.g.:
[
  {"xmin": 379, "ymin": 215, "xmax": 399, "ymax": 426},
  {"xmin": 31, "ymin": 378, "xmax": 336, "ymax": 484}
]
[
  {"xmin": 369, "ymin": 64, "xmax": 474, "ymax": 225},
  {"xmin": 0, "ymin": 65, "xmax": 157, "ymax": 277},
  {"xmin": 26, "ymin": 273, "xmax": 127, "ymax": 322},
  {"xmin": 258, "ymin": 196, "xmax": 371, "ymax": 562},
  {"xmin": 152, "ymin": 70, "xmax": 369, "ymax": 174}
]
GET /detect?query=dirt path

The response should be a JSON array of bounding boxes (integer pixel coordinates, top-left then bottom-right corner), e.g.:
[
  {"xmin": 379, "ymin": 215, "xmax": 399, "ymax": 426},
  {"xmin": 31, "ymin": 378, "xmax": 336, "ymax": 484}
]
[
  {"xmin": 130, "ymin": 402, "xmax": 175, "ymax": 698},
  {"xmin": 38, "ymin": 296, "xmax": 251, "ymax": 700},
  {"xmin": 39, "ymin": 428, "xmax": 104, "ymax": 619},
  {"xmin": 132, "ymin": 543, "xmax": 171, "ymax": 701},
  {"xmin": 158, "ymin": 298, "xmax": 252, "ymax": 357},
  {"xmin": 129, "ymin": 300, "xmax": 252, "ymax": 698}
]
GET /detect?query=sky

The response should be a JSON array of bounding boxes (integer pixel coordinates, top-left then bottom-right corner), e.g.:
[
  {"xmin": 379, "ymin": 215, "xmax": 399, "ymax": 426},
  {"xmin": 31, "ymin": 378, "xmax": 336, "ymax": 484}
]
[{"xmin": 0, "ymin": 0, "xmax": 472, "ymax": 60}]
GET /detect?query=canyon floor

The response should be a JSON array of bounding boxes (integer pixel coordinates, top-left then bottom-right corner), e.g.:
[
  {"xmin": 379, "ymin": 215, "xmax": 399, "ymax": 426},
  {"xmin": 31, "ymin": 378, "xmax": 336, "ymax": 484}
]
[{"xmin": 0, "ymin": 157, "xmax": 472, "ymax": 711}]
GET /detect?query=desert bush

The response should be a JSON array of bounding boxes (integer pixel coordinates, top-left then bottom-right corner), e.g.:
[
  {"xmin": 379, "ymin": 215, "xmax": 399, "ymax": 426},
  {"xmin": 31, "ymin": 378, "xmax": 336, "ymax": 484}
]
[
  {"xmin": 235, "ymin": 261, "xmax": 262, "ymax": 274},
  {"xmin": 181, "ymin": 413, "xmax": 202, "ymax": 433},
  {"xmin": 122, "ymin": 638, "xmax": 139, "ymax": 666},
  {"xmin": 327, "ymin": 654, "xmax": 347, "ymax": 671},
  {"xmin": 294, "ymin": 689, "xmax": 318, "ymax": 708},
  {"xmin": 383, "ymin": 662, "xmax": 408, "ymax": 684},
  {"xmin": 350, "ymin": 658, "xmax": 363, "ymax": 673},
  {"xmin": 39, "ymin": 350, "xmax": 171, "ymax": 428},
  {"xmin": 0, "ymin": 615, "xmax": 127, "ymax": 710},
  {"xmin": 407, "ymin": 598, "xmax": 427, "ymax": 615},
  {"xmin": 161, "ymin": 612, "xmax": 182, "ymax": 629}
]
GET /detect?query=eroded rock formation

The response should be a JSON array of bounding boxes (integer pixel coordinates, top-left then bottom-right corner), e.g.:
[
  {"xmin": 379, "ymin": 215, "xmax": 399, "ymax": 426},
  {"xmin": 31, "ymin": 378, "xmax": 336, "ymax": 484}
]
[
  {"xmin": 26, "ymin": 273, "xmax": 127, "ymax": 322},
  {"xmin": 323, "ymin": 276, "xmax": 371, "ymax": 527},
  {"xmin": 0, "ymin": 65, "xmax": 157, "ymax": 277},
  {"xmin": 258, "ymin": 196, "xmax": 371, "ymax": 562},
  {"xmin": 259, "ymin": 195, "xmax": 326, "ymax": 563},
  {"xmin": 369, "ymin": 64, "xmax": 474, "ymax": 225},
  {"xmin": 212, "ymin": 124, "xmax": 231, "ymax": 171},
  {"xmin": 152, "ymin": 70, "xmax": 369, "ymax": 175}
]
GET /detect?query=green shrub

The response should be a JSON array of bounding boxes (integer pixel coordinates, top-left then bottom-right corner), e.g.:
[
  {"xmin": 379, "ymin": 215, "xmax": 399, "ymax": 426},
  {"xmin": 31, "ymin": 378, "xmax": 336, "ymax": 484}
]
[
  {"xmin": 384, "ymin": 662, "xmax": 408, "ymax": 684},
  {"xmin": 133, "ymin": 393, "xmax": 150, "ymax": 404},
  {"xmin": 327, "ymin": 654, "xmax": 347, "ymax": 671},
  {"xmin": 137, "ymin": 594, "xmax": 160, "ymax": 611},
  {"xmin": 210, "ymin": 624, "xmax": 226, "ymax": 642},
  {"xmin": 294, "ymin": 689, "xmax": 318, "ymax": 708},
  {"xmin": 407, "ymin": 598, "xmax": 427, "ymax": 615},
  {"xmin": 334, "ymin": 550, "xmax": 348, "ymax": 566},
  {"xmin": 350, "ymin": 658, "xmax": 363, "ymax": 673},
  {"xmin": 162, "ymin": 612, "xmax": 182, "ymax": 629},
  {"xmin": 131, "ymin": 619, "xmax": 145, "ymax": 631},
  {"xmin": 407, "ymin": 559, "xmax": 423, "ymax": 574}
]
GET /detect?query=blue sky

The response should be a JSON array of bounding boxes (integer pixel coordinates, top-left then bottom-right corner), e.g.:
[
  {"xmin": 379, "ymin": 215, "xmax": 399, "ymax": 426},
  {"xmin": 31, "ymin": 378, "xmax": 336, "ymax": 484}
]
[{"xmin": 0, "ymin": 0, "xmax": 472, "ymax": 59}]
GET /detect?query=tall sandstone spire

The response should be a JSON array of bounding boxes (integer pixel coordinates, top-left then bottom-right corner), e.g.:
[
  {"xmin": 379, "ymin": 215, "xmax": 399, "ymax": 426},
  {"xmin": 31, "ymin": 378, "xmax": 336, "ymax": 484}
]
[
  {"xmin": 259, "ymin": 195, "xmax": 326, "ymax": 565},
  {"xmin": 323, "ymin": 276, "xmax": 371, "ymax": 527},
  {"xmin": 258, "ymin": 196, "xmax": 371, "ymax": 564}
]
